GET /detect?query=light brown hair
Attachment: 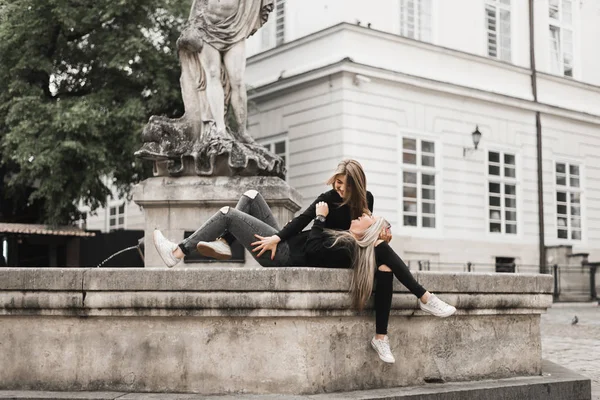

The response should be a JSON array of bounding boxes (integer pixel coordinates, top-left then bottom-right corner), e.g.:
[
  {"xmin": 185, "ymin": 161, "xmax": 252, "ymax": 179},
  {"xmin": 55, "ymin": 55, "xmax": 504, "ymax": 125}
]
[
  {"xmin": 326, "ymin": 159, "xmax": 370, "ymax": 219},
  {"xmin": 326, "ymin": 216, "xmax": 389, "ymax": 310}
]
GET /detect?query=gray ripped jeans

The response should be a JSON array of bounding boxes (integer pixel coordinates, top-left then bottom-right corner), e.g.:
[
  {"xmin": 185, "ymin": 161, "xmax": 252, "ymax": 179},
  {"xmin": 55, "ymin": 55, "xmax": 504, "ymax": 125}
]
[{"xmin": 179, "ymin": 191, "xmax": 294, "ymax": 267}]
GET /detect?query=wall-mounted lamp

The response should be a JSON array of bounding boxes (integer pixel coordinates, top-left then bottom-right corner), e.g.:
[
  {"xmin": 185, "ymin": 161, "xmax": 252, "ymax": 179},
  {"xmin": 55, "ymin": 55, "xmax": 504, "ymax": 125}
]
[{"xmin": 463, "ymin": 125, "xmax": 482, "ymax": 157}]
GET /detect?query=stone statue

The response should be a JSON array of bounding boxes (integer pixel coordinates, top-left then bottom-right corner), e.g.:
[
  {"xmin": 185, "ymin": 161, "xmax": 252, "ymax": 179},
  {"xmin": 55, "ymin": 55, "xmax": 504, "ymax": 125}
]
[{"xmin": 136, "ymin": 0, "xmax": 285, "ymax": 178}]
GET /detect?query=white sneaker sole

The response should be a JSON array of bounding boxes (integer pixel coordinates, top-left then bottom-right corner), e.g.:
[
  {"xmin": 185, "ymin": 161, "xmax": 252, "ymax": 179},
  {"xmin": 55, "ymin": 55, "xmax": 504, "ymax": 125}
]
[
  {"xmin": 196, "ymin": 242, "xmax": 232, "ymax": 260},
  {"xmin": 420, "ymin": 305, "xmax": 456, "ymax": 318},
  {"xmin": 370, "ymin": 340, "xmax": 395, "ymax": 364}
]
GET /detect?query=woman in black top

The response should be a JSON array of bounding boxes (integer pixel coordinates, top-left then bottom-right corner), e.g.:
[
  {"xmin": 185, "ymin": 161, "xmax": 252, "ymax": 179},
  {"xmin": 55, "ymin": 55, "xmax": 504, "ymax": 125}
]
[
  {"xmin": 153, "ymin": 159, "xmax": 456, "ymax": 364},
  {"xmin": 152, "ymin": 192, "xmax": 388, "ymax": 273}
]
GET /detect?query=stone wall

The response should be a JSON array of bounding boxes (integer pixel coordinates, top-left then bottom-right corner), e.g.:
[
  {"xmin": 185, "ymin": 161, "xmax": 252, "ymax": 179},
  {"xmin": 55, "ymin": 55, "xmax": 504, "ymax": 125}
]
[{"xmin": 0, "ymin": 268, "xmax": 553, "ymax": 395}]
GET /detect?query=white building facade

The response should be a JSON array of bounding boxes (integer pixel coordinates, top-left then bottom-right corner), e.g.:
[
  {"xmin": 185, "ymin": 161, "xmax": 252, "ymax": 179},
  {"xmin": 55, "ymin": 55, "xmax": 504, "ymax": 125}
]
[
  {"xmin": 85, "ymin": 0, "xmax": 600, "ymax": 273},
  {"xmin": 244, "ymin": 0, "xmax": 600, "ymax": 272}
]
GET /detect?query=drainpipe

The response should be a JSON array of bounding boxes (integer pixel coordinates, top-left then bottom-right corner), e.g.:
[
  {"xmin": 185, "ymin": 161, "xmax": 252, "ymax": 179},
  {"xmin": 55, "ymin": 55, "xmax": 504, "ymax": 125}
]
[{"xmin": 529, "ymin": 0, "xmax": 547, "ymax": 274}]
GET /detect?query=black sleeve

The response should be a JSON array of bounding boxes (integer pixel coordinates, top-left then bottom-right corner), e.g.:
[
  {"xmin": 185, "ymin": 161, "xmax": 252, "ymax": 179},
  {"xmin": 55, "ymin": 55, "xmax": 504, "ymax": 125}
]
[
  {"xmin": 276, "ymin": 192, "xmax": 328, "ymax": 242},
  {"xmin": 305, "ymin": 219, "xmax": 353, "ymax": 268},
  {"xmin": 304, "ymin": 218, "xmax": 327, "ymax": 256},
  {"xmin": 367, "ymin": 191, "xmax": 374, "ymax": 213}
]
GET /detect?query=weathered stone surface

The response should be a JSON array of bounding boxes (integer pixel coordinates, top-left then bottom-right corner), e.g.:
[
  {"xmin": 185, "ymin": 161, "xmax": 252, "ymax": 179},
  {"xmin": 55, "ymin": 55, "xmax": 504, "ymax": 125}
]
[
  {"xmin": 0, "ymin": 360, "xmax": 591, "ymax": 399},
  {"xmin": 0, "ymin": 268, "xmax": 555, "ymax": 395},
  {"xmin": 0, "ymin": 314, "xmax": 542, "ymax": 395},
  {"xmin": 133, "ymin": 176, "xmax": 302, "ymax": 205},
  {"xmin": 0, "ymin": 391, "xmax": 126, "ymax": 399},
  {"xmin": 133, "ymin": 176, "xmax": 302, "ymax": 268},
  {"xmin": 416, "ymin": 272, "xmax": 554, "ymax": 294},
  {"xmin": 80, "ymin": 292, "xmax": 551, "ymax": 312},
  {"xmin": 136, "ymin": 135, "xmax": 286, "ymax": 178},
  {"xmin": 0, "ymin": 292, "xmax": 82, "ymax": 310},
  {"xmin": 135, "ymin": 1, "xmax": 277, "ymax": 178},
  {"xmin": 0, "ymin": 268, "xmax": 84, "ymax": 290},
  {"xmin": 83, "ymin": 267, "xmax": 351, "ymax": 291},
  {"xmin": 80, "ymin": 268, "xmax": 551, "ymax": 293}
]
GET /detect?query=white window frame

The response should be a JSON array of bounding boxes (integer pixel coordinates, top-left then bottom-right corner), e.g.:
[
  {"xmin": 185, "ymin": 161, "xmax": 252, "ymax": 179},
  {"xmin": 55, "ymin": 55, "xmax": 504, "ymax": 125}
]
[
  {"xmin": 259, "ymin": 133, "xmax": 289, "ymax": 180},
  {"xmin": 485, "ymin": 0, "xmax": 512, "ymax": 62},
  {"xmin": 107, "ymin": 202, "xmax": 126, "ymax": 232},
  {"xmin": 398, "ymin": 133, "xmax": 441, "ymax": 237},
  {"xmin": 275, "ymin": 0, "xmax": 285, "ymax": 46},
  {"xmin": 261, "ymin": 0, "xmax": 285, "ymax": 50},
  {"xmin": 548, "ymin": 0, "xmax": 574, "ymax": 77},
  {"xmin": 399, "ymin": 0, "xmax": 433, "ymax": 43},
  {"xmin": 553, "ymin": 160, "xmax": 583, "ymax": 242},
  {"xmin": 486, "ymin": 149, "xmax": 519, "ymax": 236}
]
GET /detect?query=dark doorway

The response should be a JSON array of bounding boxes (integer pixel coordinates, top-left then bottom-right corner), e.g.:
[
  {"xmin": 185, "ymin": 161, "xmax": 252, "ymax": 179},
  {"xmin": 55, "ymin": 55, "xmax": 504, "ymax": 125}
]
[{"xmin": 495, "ymin": 257, "xmax": 516, "ymax": 273}]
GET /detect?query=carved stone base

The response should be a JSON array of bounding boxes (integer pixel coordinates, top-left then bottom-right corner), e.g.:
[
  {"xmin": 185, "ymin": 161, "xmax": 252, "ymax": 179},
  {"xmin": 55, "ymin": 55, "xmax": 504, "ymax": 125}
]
[
  {"xmin": 133, "ymin": 176, "xmax": 302, "ymax": 268},
  {"xmin": 135, "ymin": 116, "xmax": 285, "ymax": 178}
]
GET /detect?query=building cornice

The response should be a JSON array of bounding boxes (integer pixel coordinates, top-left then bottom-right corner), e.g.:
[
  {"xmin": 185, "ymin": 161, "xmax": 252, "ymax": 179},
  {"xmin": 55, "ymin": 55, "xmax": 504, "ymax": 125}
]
[
  {"xmin": 248, "ymin": 22, "xmax": 531, "ymax": 77},
  {"xmin": 249, "ymin": 58, "xmax": 600, "ymax": 126},
  {"xmin": 248, "ymin": 22, "xmax": 600, "ymax": 113}
]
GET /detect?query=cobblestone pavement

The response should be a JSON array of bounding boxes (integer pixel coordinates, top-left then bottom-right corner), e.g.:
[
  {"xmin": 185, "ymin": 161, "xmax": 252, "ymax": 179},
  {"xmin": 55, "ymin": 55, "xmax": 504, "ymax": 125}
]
[{"xmin": 541, "ymin": 303, "xmax": 600, "ymax": 400}]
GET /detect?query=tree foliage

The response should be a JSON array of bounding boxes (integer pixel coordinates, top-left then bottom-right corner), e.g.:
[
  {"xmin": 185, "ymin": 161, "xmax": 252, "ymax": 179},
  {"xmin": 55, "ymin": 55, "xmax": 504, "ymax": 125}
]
[{"xmin": 0, "ymin": 0, "xmax": 189, "ymax": 225}]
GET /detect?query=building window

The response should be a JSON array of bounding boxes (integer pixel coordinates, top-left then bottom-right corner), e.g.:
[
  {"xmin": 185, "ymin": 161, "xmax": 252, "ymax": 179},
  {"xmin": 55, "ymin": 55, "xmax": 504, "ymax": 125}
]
[
  {"xmin": 488, "ymin": 151, "xmax": 517, "ymax": 234},
  {"xmin": 109, "ymin": 203, "xmax": 125, "ymax": 231},
  {"xmin": 261, "ymin": 0, "xmax": 285, "ymax": 50},
  {"xmin": 399, "ymin": 0, "xmax": 432, "ymax": 42},
  {"xmin": 556, "ymin": 162, "xmax": 581, "ymax": 240},
  {"xmin": 275, "ymin": 0, "xmax": 285, "ymax": 46},
  {"xmin": 486, "ymin": 0, "xmax": 512, "ymax": 62},
  {"xmin": 401, "ymin": 137, "xmax": 436, "ymax": 228},
  {"xmin": 549, "ymin": 0, "xmax": 574, "ymax": 77}
]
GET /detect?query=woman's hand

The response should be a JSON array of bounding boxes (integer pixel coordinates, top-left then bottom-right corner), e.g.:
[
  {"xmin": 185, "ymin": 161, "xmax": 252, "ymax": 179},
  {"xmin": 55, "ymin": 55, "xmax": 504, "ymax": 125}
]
[
  {"xmin": 379, "ymin": 225, "xmax": 392, "ymax": 243},
  {"xmin": 251, "ymin": 234, "xmax": 281, "ymax": 260},
  {"xmin": 316, "ymin": 201, "xmax": 329, "ymax": 217}
]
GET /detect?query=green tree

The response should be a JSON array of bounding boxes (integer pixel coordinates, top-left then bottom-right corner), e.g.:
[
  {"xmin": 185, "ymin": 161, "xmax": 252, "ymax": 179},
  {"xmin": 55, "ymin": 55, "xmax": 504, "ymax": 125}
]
[{"xmin": 0, "ymin": 0, "xmax": 189, "ymax": 225}]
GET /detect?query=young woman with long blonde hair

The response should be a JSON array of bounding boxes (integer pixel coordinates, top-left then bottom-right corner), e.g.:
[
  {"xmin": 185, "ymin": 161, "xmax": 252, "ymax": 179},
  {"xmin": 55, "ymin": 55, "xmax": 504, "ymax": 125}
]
[{"xmin": 154, "ymin": 159, "xmax": 455, "ymax": 364}]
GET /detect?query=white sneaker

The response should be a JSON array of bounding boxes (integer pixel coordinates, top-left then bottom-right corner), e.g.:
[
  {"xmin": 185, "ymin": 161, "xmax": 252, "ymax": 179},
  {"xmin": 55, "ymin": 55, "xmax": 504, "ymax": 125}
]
[
  {"xmin": 196, "ymin": 238, "xmax": 232, "ymax": 260},
  {"xmin": 418, "ymin": 293, "xmax": 456, "ymax": 318},
  {"xmin": 152, "ymin": 230, "xmax": 181, "ymax": 268},
  {"xmin": 370, "ymin": 336, "xmax": 396, "ymax": 364}
]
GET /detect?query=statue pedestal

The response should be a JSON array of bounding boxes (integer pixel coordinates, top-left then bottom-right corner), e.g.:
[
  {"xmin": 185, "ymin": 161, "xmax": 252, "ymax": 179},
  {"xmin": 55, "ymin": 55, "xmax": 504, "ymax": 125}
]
[{"xmin": 133, "ymin": 176, "xmax": 302, "ymax": 268}]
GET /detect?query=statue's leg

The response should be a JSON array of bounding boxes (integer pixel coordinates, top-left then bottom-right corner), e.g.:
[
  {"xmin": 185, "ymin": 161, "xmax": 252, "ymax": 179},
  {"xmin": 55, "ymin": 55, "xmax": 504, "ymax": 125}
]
[
  {"xmin": 179, "ymin": 50, "xmax": 203, "ymax": 124},
  {"xmin": 223, "ymin": 41, "xmax": 252, "ymax": 141},
  {"xmin": 199, "ymin": 44, "xmax": 227, "ymax": 134}
]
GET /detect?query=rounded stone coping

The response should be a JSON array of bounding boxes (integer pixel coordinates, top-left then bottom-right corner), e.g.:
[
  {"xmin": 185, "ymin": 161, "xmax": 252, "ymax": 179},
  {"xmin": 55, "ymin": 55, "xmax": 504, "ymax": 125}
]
[
  {"xmin": 0, "ymin": 268, "xmax": 554, "ymax": 294},
  {"xmin": 0, "ymin": 291, "xmax": 552, "ymax": 317},
  {"xmin": 133, "ymin": 176, "xmax": 303, "ymax": 208}
]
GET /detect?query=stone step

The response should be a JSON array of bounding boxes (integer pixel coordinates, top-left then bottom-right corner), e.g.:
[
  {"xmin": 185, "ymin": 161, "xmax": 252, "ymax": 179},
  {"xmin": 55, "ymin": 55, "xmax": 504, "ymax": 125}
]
[{"xmin": 0, "ymin": 361, "xmax": 590, "ymax": 400}]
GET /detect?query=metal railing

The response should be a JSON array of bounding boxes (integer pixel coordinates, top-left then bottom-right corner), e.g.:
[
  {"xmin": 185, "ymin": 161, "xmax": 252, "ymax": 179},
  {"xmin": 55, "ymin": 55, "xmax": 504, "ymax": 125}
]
[
  {"xmin": 405, "ymin": 260, "xmax": 541, "ymax": 273},
  {"xmin": 551, "ymin": 263, "xmax": 598, "ymax": 302}
]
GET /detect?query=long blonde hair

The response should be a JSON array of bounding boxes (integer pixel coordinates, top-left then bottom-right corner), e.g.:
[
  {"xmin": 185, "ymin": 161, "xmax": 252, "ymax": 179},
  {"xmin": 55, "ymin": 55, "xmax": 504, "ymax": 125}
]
[
  {"xmin": 326, "ymin": 216, "xmax": 389, "ymax": 310},
  {"xmin": 326, "ymin": 159, "xmax": 369, "ymax": 219}
]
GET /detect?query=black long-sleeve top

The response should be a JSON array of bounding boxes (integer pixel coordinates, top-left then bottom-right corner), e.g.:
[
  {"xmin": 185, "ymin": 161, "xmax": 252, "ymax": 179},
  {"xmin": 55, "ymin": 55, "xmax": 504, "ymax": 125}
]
[
  {"xmin": 303, "ymin": 221, "xmax": 403, "ymax": 271},
  {"xmin": 303, "ymin": 219, "xmax": 354, "ymax": 268},
  {"xmin": 276, "ymin": 189, "xmax": 374, "ymax": 241}
]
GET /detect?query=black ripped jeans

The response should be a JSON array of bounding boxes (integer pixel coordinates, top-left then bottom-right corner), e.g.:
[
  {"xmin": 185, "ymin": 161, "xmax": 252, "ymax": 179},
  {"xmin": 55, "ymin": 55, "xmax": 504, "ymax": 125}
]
[{"xmin": 374, "ymin": 244, "xmax": 428, "ymax": 335}]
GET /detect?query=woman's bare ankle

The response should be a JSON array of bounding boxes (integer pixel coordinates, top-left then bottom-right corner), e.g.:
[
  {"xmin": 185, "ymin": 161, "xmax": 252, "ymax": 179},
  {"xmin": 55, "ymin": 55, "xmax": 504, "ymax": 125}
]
[{"xmin": 172, "ymin": 247, "xmax": 185, "ymax": 259}]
